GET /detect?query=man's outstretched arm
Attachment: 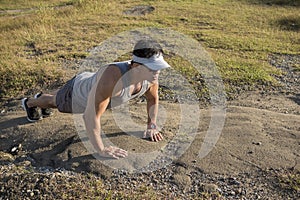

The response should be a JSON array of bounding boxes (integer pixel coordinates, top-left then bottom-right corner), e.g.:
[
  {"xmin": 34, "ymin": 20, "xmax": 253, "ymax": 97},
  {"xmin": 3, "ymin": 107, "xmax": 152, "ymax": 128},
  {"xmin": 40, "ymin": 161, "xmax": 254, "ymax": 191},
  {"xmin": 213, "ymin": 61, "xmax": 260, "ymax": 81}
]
[
  {"xmin": 144, "ymin": 83, "xmax": 163, "ymax": 142},
  {"xmin": 83, "ymin": 66, "xmax": 128, "ymax": 159}
]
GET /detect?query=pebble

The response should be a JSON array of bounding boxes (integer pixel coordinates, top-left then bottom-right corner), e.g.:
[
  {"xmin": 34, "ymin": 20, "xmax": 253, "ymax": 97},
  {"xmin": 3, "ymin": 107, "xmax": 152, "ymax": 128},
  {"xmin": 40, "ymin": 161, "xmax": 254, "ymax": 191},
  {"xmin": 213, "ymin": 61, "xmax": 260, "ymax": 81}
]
[
  {"xmin": 123, "ymin": 5, "xmax": 155, "ymax": 16},
  {"xmin": 0, "ymin": 151, "xmax": 15, "ymax": 163},
  {"xmin": 16, "ymin": 160, "xmax": 31, "ymax": 167},
  {"xmin": 202, "ymin": 183, "xmax": 219, "ymax": 193},
  {"xmin": 252, "ymin": 142, "xmax": 262, "ymax": 146},
  {"xmin": 10, "ymin": 144, "xmax": 22, "ymax": 155}
]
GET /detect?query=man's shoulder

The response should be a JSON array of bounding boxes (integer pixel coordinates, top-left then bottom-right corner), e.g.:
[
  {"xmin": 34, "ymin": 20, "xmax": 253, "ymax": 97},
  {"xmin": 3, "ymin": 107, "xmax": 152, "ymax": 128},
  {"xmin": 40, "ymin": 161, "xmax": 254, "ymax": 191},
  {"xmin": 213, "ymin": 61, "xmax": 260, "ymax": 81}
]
[
  {"xmin": 104, "ymin": 64, "xmax": 123, "ymax": 77},
  {"xmin": 96, "ymin": 64, "xmax": 122, "ymax": 84}
]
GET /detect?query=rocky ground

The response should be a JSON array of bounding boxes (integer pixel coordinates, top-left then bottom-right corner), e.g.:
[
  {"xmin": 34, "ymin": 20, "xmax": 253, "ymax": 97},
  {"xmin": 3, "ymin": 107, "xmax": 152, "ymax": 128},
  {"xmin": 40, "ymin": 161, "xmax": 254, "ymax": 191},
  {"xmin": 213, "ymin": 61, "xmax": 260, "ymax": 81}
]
[{"xmin": 0, "ymin": 53, "xmax": 299, "ymax": 199}]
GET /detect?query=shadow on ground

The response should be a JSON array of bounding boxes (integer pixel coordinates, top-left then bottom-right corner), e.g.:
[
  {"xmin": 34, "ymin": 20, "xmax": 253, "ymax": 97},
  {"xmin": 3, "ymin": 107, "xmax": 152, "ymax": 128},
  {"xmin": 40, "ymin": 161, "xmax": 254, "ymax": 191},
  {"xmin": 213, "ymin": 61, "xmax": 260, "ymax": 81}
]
[
  {"xmin": 275, "ymin": 16, "xmax": 300, "ymax": 32},
  {"xmin": 244, "ymin": 0, "xmax": 300, "ymax": 6},
  {"xmin": 289, "ymin": 94, "xmax": 300, "ymax": 105}
]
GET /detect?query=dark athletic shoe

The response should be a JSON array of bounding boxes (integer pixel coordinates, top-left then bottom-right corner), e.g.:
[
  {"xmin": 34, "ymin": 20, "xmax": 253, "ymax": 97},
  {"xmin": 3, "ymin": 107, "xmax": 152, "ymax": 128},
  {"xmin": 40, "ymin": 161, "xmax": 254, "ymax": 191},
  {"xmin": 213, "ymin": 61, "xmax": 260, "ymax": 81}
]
[
  {"xmin": 21, "ymin": 98, "xmax": 42, "ymax": 122},
  {"xmin": 34, "ymin": 92, "xmax": 53, "ymax": 117}
]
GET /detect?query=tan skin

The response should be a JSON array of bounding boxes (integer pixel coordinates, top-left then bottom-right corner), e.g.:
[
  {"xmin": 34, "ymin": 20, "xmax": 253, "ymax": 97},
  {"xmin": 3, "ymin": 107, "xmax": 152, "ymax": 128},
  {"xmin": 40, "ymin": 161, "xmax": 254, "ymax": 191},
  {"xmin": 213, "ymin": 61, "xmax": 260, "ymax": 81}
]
[
  {"xmin": 83, "ymin": 63, "xmax": 163, "ymax": 159},
  {"xmin": 26, "ymin": 62, "xmax": 163, "ymax": 159}
]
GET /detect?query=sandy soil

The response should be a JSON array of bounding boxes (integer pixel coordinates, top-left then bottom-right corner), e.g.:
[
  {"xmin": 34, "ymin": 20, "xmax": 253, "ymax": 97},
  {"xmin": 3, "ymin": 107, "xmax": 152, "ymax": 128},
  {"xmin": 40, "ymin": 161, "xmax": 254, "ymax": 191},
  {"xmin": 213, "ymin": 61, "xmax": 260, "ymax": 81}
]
[
  {"xmin": 0, "ymin": 54, "xmax": 299, "ymax": 199},
  {"xmin": 1, "ymin": 92, "xmax": 299, "ymax": 175}
]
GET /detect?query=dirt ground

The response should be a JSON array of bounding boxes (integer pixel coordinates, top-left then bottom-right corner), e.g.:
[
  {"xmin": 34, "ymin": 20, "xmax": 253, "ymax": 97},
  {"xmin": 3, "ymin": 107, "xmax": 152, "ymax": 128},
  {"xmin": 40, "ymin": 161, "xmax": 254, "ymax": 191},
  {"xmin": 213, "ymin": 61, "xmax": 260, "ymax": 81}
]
[
  {"xmin": 1, "ymin": 91, "xmax": 299, "ymax": 175},
  {"xmin": 0, "ymin": 54, "xmax": 299, "ymax": 199}
]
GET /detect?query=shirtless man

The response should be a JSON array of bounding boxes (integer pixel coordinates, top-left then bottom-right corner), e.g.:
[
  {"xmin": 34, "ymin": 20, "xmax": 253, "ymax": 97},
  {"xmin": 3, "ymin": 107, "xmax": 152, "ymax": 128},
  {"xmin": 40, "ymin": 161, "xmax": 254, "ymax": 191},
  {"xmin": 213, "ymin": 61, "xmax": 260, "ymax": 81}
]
[{"xmin": 22, "ymin": 39, "xmax": 170, "ymax": 159}]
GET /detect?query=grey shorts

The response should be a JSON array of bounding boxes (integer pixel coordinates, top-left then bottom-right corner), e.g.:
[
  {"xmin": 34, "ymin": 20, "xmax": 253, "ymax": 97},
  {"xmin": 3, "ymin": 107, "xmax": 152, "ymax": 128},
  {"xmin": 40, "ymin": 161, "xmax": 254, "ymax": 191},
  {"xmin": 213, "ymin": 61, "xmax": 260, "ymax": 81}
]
[{"xmin": 56, "ymin": 76, "xmax": 76, "ymax": 113}]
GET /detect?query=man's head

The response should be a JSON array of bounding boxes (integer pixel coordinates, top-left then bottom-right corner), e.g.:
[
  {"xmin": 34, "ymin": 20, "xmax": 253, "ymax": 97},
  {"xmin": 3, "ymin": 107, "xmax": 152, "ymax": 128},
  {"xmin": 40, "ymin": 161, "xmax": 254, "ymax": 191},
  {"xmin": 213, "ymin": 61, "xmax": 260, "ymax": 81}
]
[
  {"xmin": 132, "ymin": 39, "xmax": 170, "ymax": 71},
  {"xmin": 133, "ymin": 39, "xmax": 163, "ymax": 58}
]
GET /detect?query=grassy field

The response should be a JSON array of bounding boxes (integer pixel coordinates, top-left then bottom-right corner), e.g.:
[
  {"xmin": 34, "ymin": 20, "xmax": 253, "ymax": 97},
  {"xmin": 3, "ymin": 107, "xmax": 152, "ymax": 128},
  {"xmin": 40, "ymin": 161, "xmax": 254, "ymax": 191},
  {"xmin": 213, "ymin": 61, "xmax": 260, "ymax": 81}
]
[{"xmin": 0, "ymin": 0, "xmax": 299, "ymax": 100}]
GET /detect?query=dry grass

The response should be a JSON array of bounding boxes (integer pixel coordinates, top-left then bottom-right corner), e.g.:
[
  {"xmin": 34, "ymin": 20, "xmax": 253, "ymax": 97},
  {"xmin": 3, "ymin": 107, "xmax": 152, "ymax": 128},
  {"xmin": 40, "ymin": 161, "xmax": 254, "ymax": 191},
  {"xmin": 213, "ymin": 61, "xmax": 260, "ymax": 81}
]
[{"xmin": 0, "ymin": 0, "xmax": 299, "ymax": 99}]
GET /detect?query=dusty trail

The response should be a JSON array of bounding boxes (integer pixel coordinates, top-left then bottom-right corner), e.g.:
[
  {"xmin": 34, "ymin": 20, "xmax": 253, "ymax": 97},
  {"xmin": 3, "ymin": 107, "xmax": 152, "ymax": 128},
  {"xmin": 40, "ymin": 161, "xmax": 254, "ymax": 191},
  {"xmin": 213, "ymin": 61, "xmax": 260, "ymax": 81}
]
[{"xmin": 1, "ymin": 93, "xmax": 299, "ymax": 176}]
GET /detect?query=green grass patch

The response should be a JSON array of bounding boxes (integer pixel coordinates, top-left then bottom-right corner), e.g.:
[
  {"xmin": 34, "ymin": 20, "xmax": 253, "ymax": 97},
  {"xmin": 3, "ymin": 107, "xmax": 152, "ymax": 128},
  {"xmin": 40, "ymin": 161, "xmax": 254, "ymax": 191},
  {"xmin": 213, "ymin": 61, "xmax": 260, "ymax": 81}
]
[{"xmin": 0, "ymin": 0, "xmax": 299, "ymax": 100}]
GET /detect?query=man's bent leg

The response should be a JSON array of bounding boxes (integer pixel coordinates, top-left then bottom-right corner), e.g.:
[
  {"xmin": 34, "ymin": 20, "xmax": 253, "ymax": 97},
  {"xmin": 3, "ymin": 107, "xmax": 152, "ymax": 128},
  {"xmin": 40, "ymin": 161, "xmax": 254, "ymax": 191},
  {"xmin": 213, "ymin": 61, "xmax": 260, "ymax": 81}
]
[
  {"xmin": 27, "ymin": 91, "xmax": 58, "ymax": 109},
  {"xmin": 22, "ymin": 90, "xmax": 58, "ymax": 122}
]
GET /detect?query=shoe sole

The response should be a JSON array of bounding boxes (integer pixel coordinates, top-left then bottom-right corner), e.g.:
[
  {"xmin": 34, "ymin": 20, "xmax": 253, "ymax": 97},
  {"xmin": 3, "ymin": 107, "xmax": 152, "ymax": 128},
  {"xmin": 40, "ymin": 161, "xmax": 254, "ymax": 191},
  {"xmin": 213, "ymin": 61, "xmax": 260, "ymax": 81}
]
[
  {"xmin": 34, "ymin": 93, "xmax": 40, "ymax": 99},
  {"xmin": 21, "ymin": 98, "xmax": 41, "ymax": 123}
]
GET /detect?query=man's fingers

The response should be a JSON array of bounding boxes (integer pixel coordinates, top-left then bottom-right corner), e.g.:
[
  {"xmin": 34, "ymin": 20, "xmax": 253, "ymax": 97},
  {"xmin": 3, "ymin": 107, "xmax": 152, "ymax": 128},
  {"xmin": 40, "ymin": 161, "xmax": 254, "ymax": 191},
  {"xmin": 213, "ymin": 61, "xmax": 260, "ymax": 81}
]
[
  {"xmin": 151, "ymin": 131, "xmax": 162, "ymax": 142},
  {"xmin": 151, "ymin": 132, "xmax": 155, "ymax": 141},
  {"xmin": 143, "ymin": 129, "xmax": 163, "ymax": 142},
  {"xmin": 153, "ymin": 132, "xmax": 158, "ymax": 141},
  {"xmin": 155, "ymin": 133, "xmax": 163, "ymax": 141},
  {"xmin": 112, "ymin": 147, "xmax": 128, "ymax": 159},
  {"xmin": 115, "ymin": 148, "xmax": 128, "ymax": 158},
  {"xmin": 153, "ymin": 132, "xmax": 163, "ymax": 142},
  {"xmin": 102, "ymin": 146, "xmax": 128, "ymax": 159}
]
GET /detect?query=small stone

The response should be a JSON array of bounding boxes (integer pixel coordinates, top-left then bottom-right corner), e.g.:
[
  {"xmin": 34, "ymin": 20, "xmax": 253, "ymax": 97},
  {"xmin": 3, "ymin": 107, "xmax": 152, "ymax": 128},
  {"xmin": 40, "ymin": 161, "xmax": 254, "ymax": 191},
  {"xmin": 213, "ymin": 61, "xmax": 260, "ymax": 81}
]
[
  {"xmin": 71, "ymin": 162, "xmax": 80, "ymax": 168},
  {"xmin": 236, "ymin": 188, "xmax": 243, "ymax": 194},
  {"xmin": 10, "ymin": 144, "xmax": 22, "ymax": 155},
  {"xmin": 0, "ymin": 151, "xmax": 15, "ymax": 163},
  {"xmin": 172, "ymin": 174, "xmax": 191, "ymax": 190},
  {"xmin": 123, "ymin": 5, "xmax": 155, "ymax": 16},
  {"xmin": 27, "ymin": 190, "xmax": 34, "ymax": 197},
  {"xmin": 0, "ymin": 135, "xmax": 7, "ymax": 139},
  {"xmin": 228, "ymin": 177, "xmax": 241, "ymax": 185},
  {"xmin": 16, "ymin": 160, "xmax": 31, "ymax": 167},
  {"xmin": 252, "ymin": 141, "xmax": 262, "ymax": 145},
  {"xmin": 152, "ymin": 178, "xmax": 159, "ymax": 184},
  {"xmin": 33, "ymin": 189, "xmax": 40, "ymax": 195},
  {"xmin": 202, "ymin": 183, "xmax": 219, "ymax": 193}
]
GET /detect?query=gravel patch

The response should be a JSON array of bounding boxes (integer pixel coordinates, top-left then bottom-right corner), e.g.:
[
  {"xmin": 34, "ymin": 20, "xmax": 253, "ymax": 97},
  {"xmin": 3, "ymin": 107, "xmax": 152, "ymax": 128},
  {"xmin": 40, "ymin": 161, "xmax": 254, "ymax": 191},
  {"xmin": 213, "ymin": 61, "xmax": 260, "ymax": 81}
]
[
  {"xmin": 269, "ymin": 53, "xmax": 300, "ymax": 94},
  {"xmin": 1, "ymin": 160, "xmax": 299, "ymax": 199}
]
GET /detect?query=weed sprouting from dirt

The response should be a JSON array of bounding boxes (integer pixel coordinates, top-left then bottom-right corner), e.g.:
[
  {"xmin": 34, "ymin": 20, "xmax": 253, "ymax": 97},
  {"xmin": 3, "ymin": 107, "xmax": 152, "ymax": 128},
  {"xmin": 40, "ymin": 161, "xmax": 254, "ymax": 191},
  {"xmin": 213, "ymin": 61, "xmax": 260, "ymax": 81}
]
[{"xmin": 277, "ymin": 170, "xmax": 300, "ymax": 193}]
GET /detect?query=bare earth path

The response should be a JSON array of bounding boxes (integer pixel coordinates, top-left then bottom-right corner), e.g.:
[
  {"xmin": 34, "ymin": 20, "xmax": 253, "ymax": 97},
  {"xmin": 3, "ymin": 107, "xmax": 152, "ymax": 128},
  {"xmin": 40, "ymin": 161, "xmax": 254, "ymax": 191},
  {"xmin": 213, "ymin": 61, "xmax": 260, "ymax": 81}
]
[{"xmin": 0, "ymin": 91, "xmax": 299, "ymax": 199}]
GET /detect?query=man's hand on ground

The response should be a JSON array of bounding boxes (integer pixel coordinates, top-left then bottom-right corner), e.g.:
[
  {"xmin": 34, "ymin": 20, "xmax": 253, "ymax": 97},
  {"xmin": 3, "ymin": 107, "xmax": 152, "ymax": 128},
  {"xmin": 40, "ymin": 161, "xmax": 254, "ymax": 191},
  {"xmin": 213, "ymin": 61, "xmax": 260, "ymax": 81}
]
[
  {"xmin": 143, "ymin": 129, "xmax": 163, "ymax": 142},
  {"xmin": 99, "ymin": 146, "xmax": 128, "ymax": 159}
]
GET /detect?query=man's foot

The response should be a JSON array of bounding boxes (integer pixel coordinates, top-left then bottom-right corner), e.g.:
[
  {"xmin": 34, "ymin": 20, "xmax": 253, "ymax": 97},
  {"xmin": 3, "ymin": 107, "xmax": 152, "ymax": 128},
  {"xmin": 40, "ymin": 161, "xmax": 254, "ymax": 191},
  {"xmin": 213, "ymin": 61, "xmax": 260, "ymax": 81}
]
[
  {"xmin": 34, "ymin": 92, "xmax": 53, "ymax": 117},
  {"xmin": 21, "ymin": 98, "xmax": 42, "ymax": 122}
]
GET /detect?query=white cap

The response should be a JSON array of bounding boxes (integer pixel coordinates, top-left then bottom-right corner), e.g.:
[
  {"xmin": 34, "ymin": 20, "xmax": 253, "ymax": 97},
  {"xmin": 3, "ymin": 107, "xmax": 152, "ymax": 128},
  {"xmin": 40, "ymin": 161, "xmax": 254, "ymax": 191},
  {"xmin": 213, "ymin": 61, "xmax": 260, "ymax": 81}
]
[{"xmin": 132, "ymin": 53, "xmax": 171, "ymax": 71}]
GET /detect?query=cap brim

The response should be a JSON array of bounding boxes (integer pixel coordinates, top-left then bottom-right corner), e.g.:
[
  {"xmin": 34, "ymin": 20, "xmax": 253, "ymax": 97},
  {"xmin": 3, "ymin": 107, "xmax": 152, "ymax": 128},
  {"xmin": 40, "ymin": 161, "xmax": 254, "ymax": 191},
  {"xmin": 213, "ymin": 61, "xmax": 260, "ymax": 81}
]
[
  {"xmin": 132, "ymin": 54, "xmax": 171, "ymax": 71},
  {"xmin": 143, "ymin": 59, "xmax": 171, "ymax": 71}
]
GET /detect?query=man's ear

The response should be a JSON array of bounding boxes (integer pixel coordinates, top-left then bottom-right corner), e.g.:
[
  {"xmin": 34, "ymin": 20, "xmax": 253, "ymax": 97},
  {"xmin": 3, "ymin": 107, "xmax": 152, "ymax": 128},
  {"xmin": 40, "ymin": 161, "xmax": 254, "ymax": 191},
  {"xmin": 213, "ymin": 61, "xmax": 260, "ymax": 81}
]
[{"xmin": 131, "ymin": 62, "xmax": 140, "ymax": 68}]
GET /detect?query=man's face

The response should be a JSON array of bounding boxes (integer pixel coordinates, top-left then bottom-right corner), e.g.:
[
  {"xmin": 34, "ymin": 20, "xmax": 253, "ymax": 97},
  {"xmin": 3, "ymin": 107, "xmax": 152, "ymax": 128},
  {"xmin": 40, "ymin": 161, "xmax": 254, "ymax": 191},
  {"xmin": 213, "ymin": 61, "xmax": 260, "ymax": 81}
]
[
  {"xmin": 142, "ymin": 65, "xmax": 160, "ymax": 83},
  {"xmin": 133, "ymin": 63, "xmax": 160, "ymax": 83}
]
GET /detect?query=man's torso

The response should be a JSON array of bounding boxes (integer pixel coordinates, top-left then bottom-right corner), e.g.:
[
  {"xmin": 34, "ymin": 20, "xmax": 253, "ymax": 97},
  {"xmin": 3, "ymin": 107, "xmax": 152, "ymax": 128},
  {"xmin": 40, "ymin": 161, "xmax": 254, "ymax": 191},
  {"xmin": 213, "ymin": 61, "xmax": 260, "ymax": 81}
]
[{"xmin": 72, "ymin": 61, "xmax": 149, "ymax": 113}]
